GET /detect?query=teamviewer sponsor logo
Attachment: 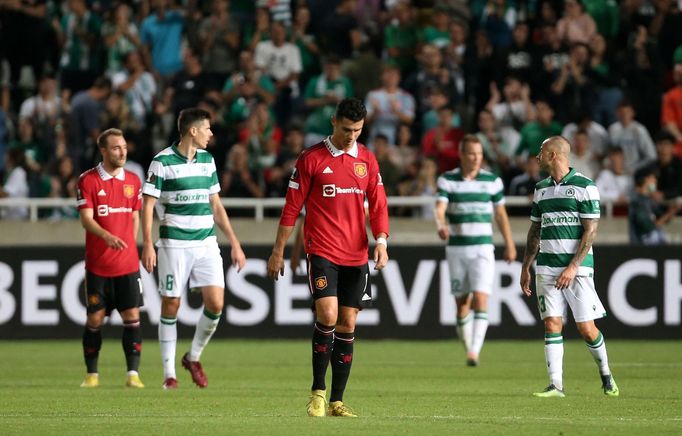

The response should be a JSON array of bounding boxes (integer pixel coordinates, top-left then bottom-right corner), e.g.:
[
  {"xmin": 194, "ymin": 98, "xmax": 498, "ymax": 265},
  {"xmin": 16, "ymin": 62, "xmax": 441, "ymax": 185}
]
[{"xmin": 323, "ymin": 184, "xmax": 336, "ymax": 197}]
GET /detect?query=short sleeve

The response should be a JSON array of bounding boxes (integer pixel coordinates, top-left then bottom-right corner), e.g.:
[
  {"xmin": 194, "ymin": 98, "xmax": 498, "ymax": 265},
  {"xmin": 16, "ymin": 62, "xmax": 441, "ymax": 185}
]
[
  {"xmin": 436, "ymin": 175, "xmax": 449, "ymax": 202},
  {"xmin": 491, "ymin": 177, "xmax": 505, "ymax": 205},
  {"xmin": 143, "ymin": 160, "xmax": 164, "ymax": 198},
  {"xmin": 209, "ymin": 158, "xmax": 220, "ymax": 195},
  {"xmin": 578, "ymin": 184, "xmax": 600, "ymax": 219},
  {"xmin": 77, "ymin": 176, "xmax": 93, "ymax": 210},
  {"xmin": 530, "ymin": 188, "xmax": 541, "ymax": 222}
]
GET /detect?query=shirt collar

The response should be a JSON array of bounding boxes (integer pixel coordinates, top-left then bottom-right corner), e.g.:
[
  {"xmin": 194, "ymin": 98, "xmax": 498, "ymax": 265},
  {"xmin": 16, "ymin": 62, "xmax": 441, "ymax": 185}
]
[
  {"xmin": 554, "ymin": 167, "xmax": 576, "ymax": 186},
  {"xmin": 324, "ymin": 136, "xmax": 358, "ymax": 158},
  {"xmin": 97, "ymin": 163, "xmax": 125, "ymax": 181}
]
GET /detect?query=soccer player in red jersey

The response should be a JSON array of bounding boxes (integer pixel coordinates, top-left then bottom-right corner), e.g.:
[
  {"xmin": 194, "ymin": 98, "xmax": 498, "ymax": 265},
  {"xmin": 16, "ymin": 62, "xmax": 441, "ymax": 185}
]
[
  {"xmin": 267, "ymin": 98, "xmax": 389, "ymax": 417},
  {"xmin": 76, "ymin": 128, "xmax": 145, "ymax": 389}
]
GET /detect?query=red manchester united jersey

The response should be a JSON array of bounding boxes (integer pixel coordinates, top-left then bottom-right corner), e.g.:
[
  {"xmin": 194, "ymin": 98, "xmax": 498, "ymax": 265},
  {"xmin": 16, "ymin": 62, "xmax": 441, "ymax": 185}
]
[
  {"xmin": 280, "ymin": 137, "xmax": 389, "ymax": 266},
  {"xmin": 77, "ymin": 164, "xmax": 141, "ymax": 277}
]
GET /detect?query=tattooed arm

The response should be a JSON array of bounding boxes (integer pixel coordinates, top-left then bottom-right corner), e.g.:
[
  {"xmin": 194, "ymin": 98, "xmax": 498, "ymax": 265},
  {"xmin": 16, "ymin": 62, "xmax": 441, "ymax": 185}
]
[
  {"xmin": 554, "ymin": 218, "xmax": 599, "ymax": 290},
  {"xmin": 520, "ymin": 221, "xmax": 541, "ymax": 296}
]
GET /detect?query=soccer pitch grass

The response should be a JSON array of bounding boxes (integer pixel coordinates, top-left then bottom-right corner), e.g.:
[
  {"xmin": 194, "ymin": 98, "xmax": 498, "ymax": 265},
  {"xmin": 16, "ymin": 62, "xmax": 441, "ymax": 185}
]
[{"xmin": 1, "ymin": 340, "xmax": 680, "ymax": 435}]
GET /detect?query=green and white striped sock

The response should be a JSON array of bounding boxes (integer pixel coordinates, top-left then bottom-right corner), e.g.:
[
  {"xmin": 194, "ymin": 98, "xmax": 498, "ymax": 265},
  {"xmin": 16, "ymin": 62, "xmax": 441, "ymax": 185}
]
[
  {"xmin": 585, "ymin": 331, "xmax": 611, "ymax": 376},
  {"xmin": 189, "ymin": 308, "xmax": 221, "ymax": 361},
  {"xmin": 456, "ymin": 312, "xmax": 474, "ymax": 352},
  {"xmin": 159, "ymin": 316, "xmax": 177, "ymax": 379},
  {"xmin": 471, "ymin": 311, "xmax": 489, "ymax": 356},
  {"xmin": 545, "ymin": 332, "xmax": 564, "ymax": 390}
]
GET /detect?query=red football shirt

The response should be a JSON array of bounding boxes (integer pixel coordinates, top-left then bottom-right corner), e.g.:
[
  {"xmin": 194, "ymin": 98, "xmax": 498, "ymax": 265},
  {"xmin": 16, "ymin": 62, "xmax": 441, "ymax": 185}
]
[
  {"xmin": 77, "ymin": 164, "xmax": 141, "ymax": 277},
  {"xmin": 280, "ymin": 138, "xmax": 389, "ymax": 266}
]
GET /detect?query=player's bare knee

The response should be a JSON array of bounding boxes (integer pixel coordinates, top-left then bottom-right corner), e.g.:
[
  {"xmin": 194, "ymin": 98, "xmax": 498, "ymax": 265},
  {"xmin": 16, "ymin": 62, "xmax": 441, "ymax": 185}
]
[
  {"xmin": 316, "ymin": 310, "xmax": 337, "ymax": 326},
  {"xmin": 576, "ymin": 321, "xmax": 598, "ymax": 341},
  {"xmin": 161, "ymin": 297, "xmax": 180, "ymax": 317},
  {"xmin": 204, "ymin": 301, "xmax": 223, "ymax": 314},
  {"xmin": 543, "ymin": 317, "xmax": 563, "ymax": 333}
]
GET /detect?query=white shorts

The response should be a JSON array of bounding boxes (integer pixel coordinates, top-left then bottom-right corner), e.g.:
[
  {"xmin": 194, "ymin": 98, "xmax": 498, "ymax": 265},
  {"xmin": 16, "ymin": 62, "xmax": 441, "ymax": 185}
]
[
  {"xmin": 535, "ymin": 274, "xmax": 607, "ymax": 323},
  {"xmin": 157, "ymin": 243, "xmax": 225, "ymax": 298},
  {"xmin": 445, "ymin": 245, "xmax": 495, "ymax": 296}
]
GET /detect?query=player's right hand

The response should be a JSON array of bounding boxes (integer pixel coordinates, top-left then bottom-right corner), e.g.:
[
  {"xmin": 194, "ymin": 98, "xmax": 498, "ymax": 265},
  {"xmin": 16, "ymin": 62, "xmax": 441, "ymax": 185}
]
[
  {"xmin": 141, "ymin": 243, "xmax": 156, "ymax": 273},
  {"xmin": 520, "ymin": 267, "xmax": 532, "ymax": 297},
  {"xmin": 267, "ymin": 253, "xmax": 285, "ymax": 281},
  {"xmin": 437, "ymin": 226, "xmax": 449, "ymax": 241}
]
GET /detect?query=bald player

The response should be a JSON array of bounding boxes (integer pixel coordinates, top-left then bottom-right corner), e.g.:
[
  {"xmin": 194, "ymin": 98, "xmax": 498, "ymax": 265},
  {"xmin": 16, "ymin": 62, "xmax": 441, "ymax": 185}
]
[{"xmin": 521, "ymin": 136, "xmax": 619, "ymax": 398}]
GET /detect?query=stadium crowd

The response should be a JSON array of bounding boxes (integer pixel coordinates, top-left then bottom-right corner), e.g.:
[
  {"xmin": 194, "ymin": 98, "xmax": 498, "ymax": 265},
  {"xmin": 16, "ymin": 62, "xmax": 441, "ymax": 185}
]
[{"xmin": 0, "ymin": 0, "xmax": 681, "ymax": 224}]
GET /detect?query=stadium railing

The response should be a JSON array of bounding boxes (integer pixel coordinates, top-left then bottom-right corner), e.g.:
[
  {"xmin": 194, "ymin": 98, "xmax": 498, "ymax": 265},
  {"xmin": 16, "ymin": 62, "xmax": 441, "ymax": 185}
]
[{"xmin": 0, "ymin": 196, "xmax": 620, "ymax": 222}]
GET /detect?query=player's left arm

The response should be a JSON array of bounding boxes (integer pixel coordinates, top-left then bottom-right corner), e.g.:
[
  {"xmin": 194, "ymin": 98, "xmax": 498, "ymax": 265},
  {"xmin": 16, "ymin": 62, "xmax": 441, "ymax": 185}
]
[
  {"xmin": 366, "ymin": 156, "xmax": 389, "ymax": 270},
  {"xmin": 494, "ymin": 204, "xmax": 517, "ymax": 263},
  {"xmin": 210, "ymin": 193, "xmax": 246, "ymax": 272}
]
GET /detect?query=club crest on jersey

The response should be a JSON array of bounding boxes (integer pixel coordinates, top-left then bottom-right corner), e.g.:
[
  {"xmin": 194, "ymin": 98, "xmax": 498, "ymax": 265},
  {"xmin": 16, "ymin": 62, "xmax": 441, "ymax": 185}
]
[
  {"xmin": 314, "ymin": 276, "xmax": 328, "ymax": 290},
  {"xmin": 88, "ymin": 294, "xmax": 99, "ymax": 306},
  {"xmin": 354, "ymin": 163, "xmax": 367, "ymax": 178},
  {"xmin": 123, "ymin": 184, "xmax": 135, "ymax": 198},
  {"xmin": 565, "ymin": 188, "xmax": 575, "ymax": 197}
]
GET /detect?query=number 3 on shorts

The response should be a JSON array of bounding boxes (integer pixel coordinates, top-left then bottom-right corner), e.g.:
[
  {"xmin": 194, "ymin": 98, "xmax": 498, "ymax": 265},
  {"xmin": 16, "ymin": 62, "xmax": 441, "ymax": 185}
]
[
  {"xmin": 538, "ymin": 295, "xmax": 546, "ymax": 313},
  {"xmin": 165, "ymin": 274, "xmax": 174, "ymax": 291}
]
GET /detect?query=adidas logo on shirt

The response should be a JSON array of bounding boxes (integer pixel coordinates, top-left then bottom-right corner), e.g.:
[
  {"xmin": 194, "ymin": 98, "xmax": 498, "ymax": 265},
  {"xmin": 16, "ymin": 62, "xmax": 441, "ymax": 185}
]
[
  {"xmin": 97, "ymin": 189, "xmax": 107, "ymax": 196},
  {"xmin": 323, "ymin": 166, "xmax": 334, "ymax": 174},
  {"xmin": 361, "ymin": 293, "xmax": 371, "ymax": 301}
]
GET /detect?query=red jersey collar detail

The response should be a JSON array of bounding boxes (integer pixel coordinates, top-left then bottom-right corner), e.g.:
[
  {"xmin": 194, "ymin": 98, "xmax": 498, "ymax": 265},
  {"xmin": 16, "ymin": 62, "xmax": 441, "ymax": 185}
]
[
  {"xmin": 96, "ymin": 163, "xmax": 125, "ymax": 181},
  {"xmin": 324, "ymin": 137, "xmax": 358, "ymax": 158}
]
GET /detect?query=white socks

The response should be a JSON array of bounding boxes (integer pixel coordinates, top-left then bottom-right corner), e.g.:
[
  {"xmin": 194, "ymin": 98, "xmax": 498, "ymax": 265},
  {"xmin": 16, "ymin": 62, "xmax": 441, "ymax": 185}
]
[
  {"xmin": 456, "ymin": 312, "xmax": 473, "ymax": 352},
  {"xmin": 159, "ymin": 317, "xmax": 177, "ymax": 379},
  {"xmin": 189, "ymin": 309, "xmax": 221, "ymax": 361},
  {"xmin": 470, "ymin": 311, "xmax": 489, "ymax": 356},
  {"xmin": 585, "ymin": 331, "xmax": 611, "ymax": 376},
  {"xmin": 544, "ymin": 333, "xmax": 564, "ymax": 390}
]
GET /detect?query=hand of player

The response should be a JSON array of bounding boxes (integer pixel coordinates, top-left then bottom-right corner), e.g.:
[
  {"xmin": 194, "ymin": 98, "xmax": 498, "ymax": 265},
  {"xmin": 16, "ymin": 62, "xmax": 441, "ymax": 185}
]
[
  {"xmin": 290, "ymin": 254, "xmax": 301, "ymax": 275},
  {"xmin": 437, "ymin": 226, "xmax": 449, "ymax": 241},
  {"xmin": 103, "ymin": 233, "xmax": 128, "ymax": 250},
  {"xmin": 267, "ymin": 252, "xmax": 285, "ymax": 280},
  {"xmin": 555, "ymin": 264, "xmax": 577, "ymax": 290},
  {"xmin": 231, "ymin": 243, "xmax": 246, "ymax": 273},
  {"xmin": 520, "ymin": 267, "xmax": 532, "ymax": 296},
  {"xmin": 373, "ymin": 244, "xmax": 388, "ymax": 271},
  {"xmin": 504, "ymin": 244, "xmax": 517, "ymax": 263},
  {"xmin": 141, "ymin": 242, "xmax": 156, "ymax": 273}
]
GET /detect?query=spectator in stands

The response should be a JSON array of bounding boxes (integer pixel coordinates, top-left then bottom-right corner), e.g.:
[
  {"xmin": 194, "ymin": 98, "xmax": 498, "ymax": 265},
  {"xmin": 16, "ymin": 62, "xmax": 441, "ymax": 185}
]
[
  {"xmin": 486, "ymin": 75, "xmax": 534, "ymax": 145},
  {"xmin": 495, "ymin": 21, "xmax": 533, "ymax": 84},
  {"xmin": 244, "ymin": 7, "xmax": 270, "ymax": 51},
  {"xmin": 422, "ymin": 87, "xmax": 460, "ymax": 133},
  {"xmin": 0, "ymin": 148, "xmax": 30, "ymax": 220},
  {"xmin": 238, "ymin": 101, "xmax": 282, "ymax": 176},
  {"xmin": 556, "ymin": 0, "xmax": 597, "ymax": 45},
  {"xmin": 102, "ymin": 2, "xmax": 141, "ymax": 77},
  {"xmin": 254, "ymin": 20, "xmax": 302, "ymax": 128},
  {"xmin": 470, "ymin": 30, "xmax": 496, "ymax": 113},
  {"xmin": 406, "ymin": 44, "xmax": 461, "ymax": 121},
  {"xmin": 57, "ymin": 0, "xmax": 103, "ymax": 97},
  {"xmin": 373, "ymin": 133, "xmax": 401, "ymax": 196},
  {"xmin": 595, "ymin": 146, "xmax": 632, "ymax": 208},
  {"xmin": 343, "ymin": 42, "xmax": 383, "ymax": 102},
  {"xmin": 582, "ymin": 0, "xmax": 619, "ymax": 42},
  {"xmin": 651, "ymin": 0, "xmax": 682, "ymax": 71},
  {"xmin": 509, "ymin": 155, "xmax": 541, "ymax": 197},
  {"xmin": 624, "ymin": 25, "xmax": 663, "ymax": 135},
  {"xmin": 652, "ymin": 131, "xmax": 682, "ymax": 200},
  {"xmin": 112, "ymin": 51, "xmax": 157, "ymax": 130},
  {"xmin": 561, "ymin": 113, "xmax": 609, "ymax": 160},
  {"xmin": 266, "ymin": 126, "xmax": 304, "ymax": 198},
  {"xmin": 383, "ymin": 2, "xmax": 419, "ymax": 75},
  {"xmin": 393, "ymin": 123, "xmax": 418, "ymax": 174},
  {"xmin": 319, "ymin": 0, "xmax": 361, "ymax": 60},
  {"xmin": 222, "ymin": 50, "xmax": 276, "ymax": 126},
  {"xmin": 68, "ymin": 76, "xmax": 112, "ymax": 172},
  {"xmin": 19, "ymin": 75, "xmax": 63, "ymax": 152},
  {"xmin": 47, "ymin": 155, "xmax": 79, "ymax": 220},
  {"xmin": 198, "ymin": 0, "xmax": 240, "ymax": 90},
  {"xmin": 291, "ymin": 5, "xmax": 320, "ymax": 89},
  {"xmin": 533, "ymin": 23, "xmax": 569, "ymax": 98},
  {"xmin": 303, "ymin": 56, "xmax": 354, "ymax": 147},
  {"xmin": 365, "ymin": 64, "xmax": 415, "ymax": 146},
  {"xmin": 480, "ymin": 0, "xmax": 515, "ymax": 49},
  {"xmin": 589, "ymin": 33, "xmax": 622, "ymax": 127},
  {"xmin": 629, "ymin": 166, "xmax": 681, "ymax": 245},
  {"xmin": 422, "ymin": 5, "xmax": 451, "ymax": 49},
  {"xmin": 609, "ymin": 99, "xmax": 657, "ymax": 175},
  {"xmin": 257, "ymin": 0, "xmax": 291, "ymax": 27},
  {"xmin": 220, "ymin": 143, "xmax": 263, "ymax": 200},
  {"xmin": 550, "ymin": 42, "xmax": 595, "ymax": 123},
  {"xmin": 422, "ymin": 105, "xmax": 464, "ymax": 174},
  {"xmin": 163, "ymin": 47, "xmax": 214, "ymax": 121},
  {"xmin": 140, "ymin": 0, "xmax": 184, "ymax": 82},
  {"xmin": 661, "ymin": 62, "xmax": 682, "ymax": 157},
  {"xmin": 515, "ymin": 99, "xmax": 562, "ymax": 163},
  {"xmin": 8, "ymin": 118, "xmax": 47, "ymax": 172},
  {"xmin": 398, "ymin": 157, "xmax": 438, "ymax": 219},
  {"xmin": 442, "ymin": 19, "xmax": 473, "ymax": 107},
  {"xmin": 100, "ymin": 90, "xmax": 141, "ymax": 134},
  {"xmin": 568, "ymin": 129, "xmax": 600, "ymax": 180},
  {"xmin": 475, "ymin": 108, "xmax": 516, "ymax": 179}
]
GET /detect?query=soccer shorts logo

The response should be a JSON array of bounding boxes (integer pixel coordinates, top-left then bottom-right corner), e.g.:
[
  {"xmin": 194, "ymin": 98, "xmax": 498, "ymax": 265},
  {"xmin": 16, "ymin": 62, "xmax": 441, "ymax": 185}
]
[
  {"xmin": 88, "ymin": 294, "xmax": 99, "ymax": 306},
  {"xmin": 314, "ymin": 276, "xmax": 328, "ymax": 290},
  {"xmin": 354, "ymin": 163, "xmax": 367, "ymax": 178}
]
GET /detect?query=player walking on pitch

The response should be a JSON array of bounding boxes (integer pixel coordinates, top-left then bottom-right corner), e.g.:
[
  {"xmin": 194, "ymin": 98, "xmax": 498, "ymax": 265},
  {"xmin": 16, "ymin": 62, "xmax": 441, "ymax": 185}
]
[
  {"xmin": 77, "ymin": 128, "xmax": 145, "ymax": 388},
  {"xmin": 267, "ymin": 98, "xmax": 389, "ymax": 417},
  {"xmin": 434, "ymin": 134, "xmax": 516, "ymax": 366},
  {"xmin": 521, "ymin": 136, "xmax": 619, "ymax": 397},
  {"xmin": 142, "ymin": 108, "xmax": 246, "ymax": 389}
]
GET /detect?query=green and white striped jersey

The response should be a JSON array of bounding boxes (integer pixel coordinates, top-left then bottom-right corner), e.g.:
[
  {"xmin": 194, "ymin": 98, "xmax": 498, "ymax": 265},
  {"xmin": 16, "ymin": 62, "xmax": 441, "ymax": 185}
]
[
  {"xmin": 143, "ymin": 145, "xmax": 220, "ymax": 248},
  {"xmin": 436, "ymin": 168, "xmax": 505, "ymax": 247},
  {"xmin": 530, "ymin": 168, "xmax": 600, "ymax": 277}
]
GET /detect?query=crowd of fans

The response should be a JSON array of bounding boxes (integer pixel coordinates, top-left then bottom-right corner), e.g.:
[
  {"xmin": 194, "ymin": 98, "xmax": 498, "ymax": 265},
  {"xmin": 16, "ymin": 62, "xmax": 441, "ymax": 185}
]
[{"xmin": 0, "ymin": 0, "xmax": 681, "ymax": 229}]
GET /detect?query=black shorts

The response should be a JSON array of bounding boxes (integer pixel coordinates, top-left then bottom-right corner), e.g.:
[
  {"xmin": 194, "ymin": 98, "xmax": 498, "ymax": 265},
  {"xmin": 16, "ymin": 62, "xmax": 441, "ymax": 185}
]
[
  {"xmin": 84, "ymin": 270, "xmax": 144, "ymax": 315},
  {"xmin": 306, "ymin": 255, "xmax": 372, "ymax": 309}
]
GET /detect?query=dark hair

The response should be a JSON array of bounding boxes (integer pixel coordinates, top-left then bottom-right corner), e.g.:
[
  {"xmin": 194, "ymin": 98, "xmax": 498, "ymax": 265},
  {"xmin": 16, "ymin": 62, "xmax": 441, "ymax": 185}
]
[
  {"xmin": 6, "ymin": 147, "xmax": 28, "ymax": 172},
  {"xmin": 335, "ymin": 98, "xmax": 366, "ymax": 122},
  {"xmin": 97, "ymin": 128, "xmax": 124, "ymax": 148},
  {"xmin": 634, "ymin": 166, "xmax": 656, "ymax": 187},
  {"xmin": 607, "ymin": 145, "xmax": 624, "ymax": 154},
  {"xmin": 374, "ymin": 133, "xmax": 389, "ymax": 143},
  {"xmin": 617, "ymin": 98, "xmax": 634, "ymax": 109},
  {"xmin": 655, "ymin": 130, "xmax": 676, "ymax": 144},
  {"xmin": 178, "ymin": 108, "xmax": 211, "ymax": 136},
  {"xmin": 459, "ymin": 134, "xmax": 482, "ymax": 153},
  {"xmin": 92, "ymin": 76, "xmax": 112, "ymax": 90}
]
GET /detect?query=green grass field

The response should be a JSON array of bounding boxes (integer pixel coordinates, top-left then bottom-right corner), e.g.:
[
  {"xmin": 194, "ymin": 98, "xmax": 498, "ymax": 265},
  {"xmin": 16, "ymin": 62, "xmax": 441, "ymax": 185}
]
[{"xmin": 0, "ymin": 339, "xmax": 680, "ymax": 435}]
